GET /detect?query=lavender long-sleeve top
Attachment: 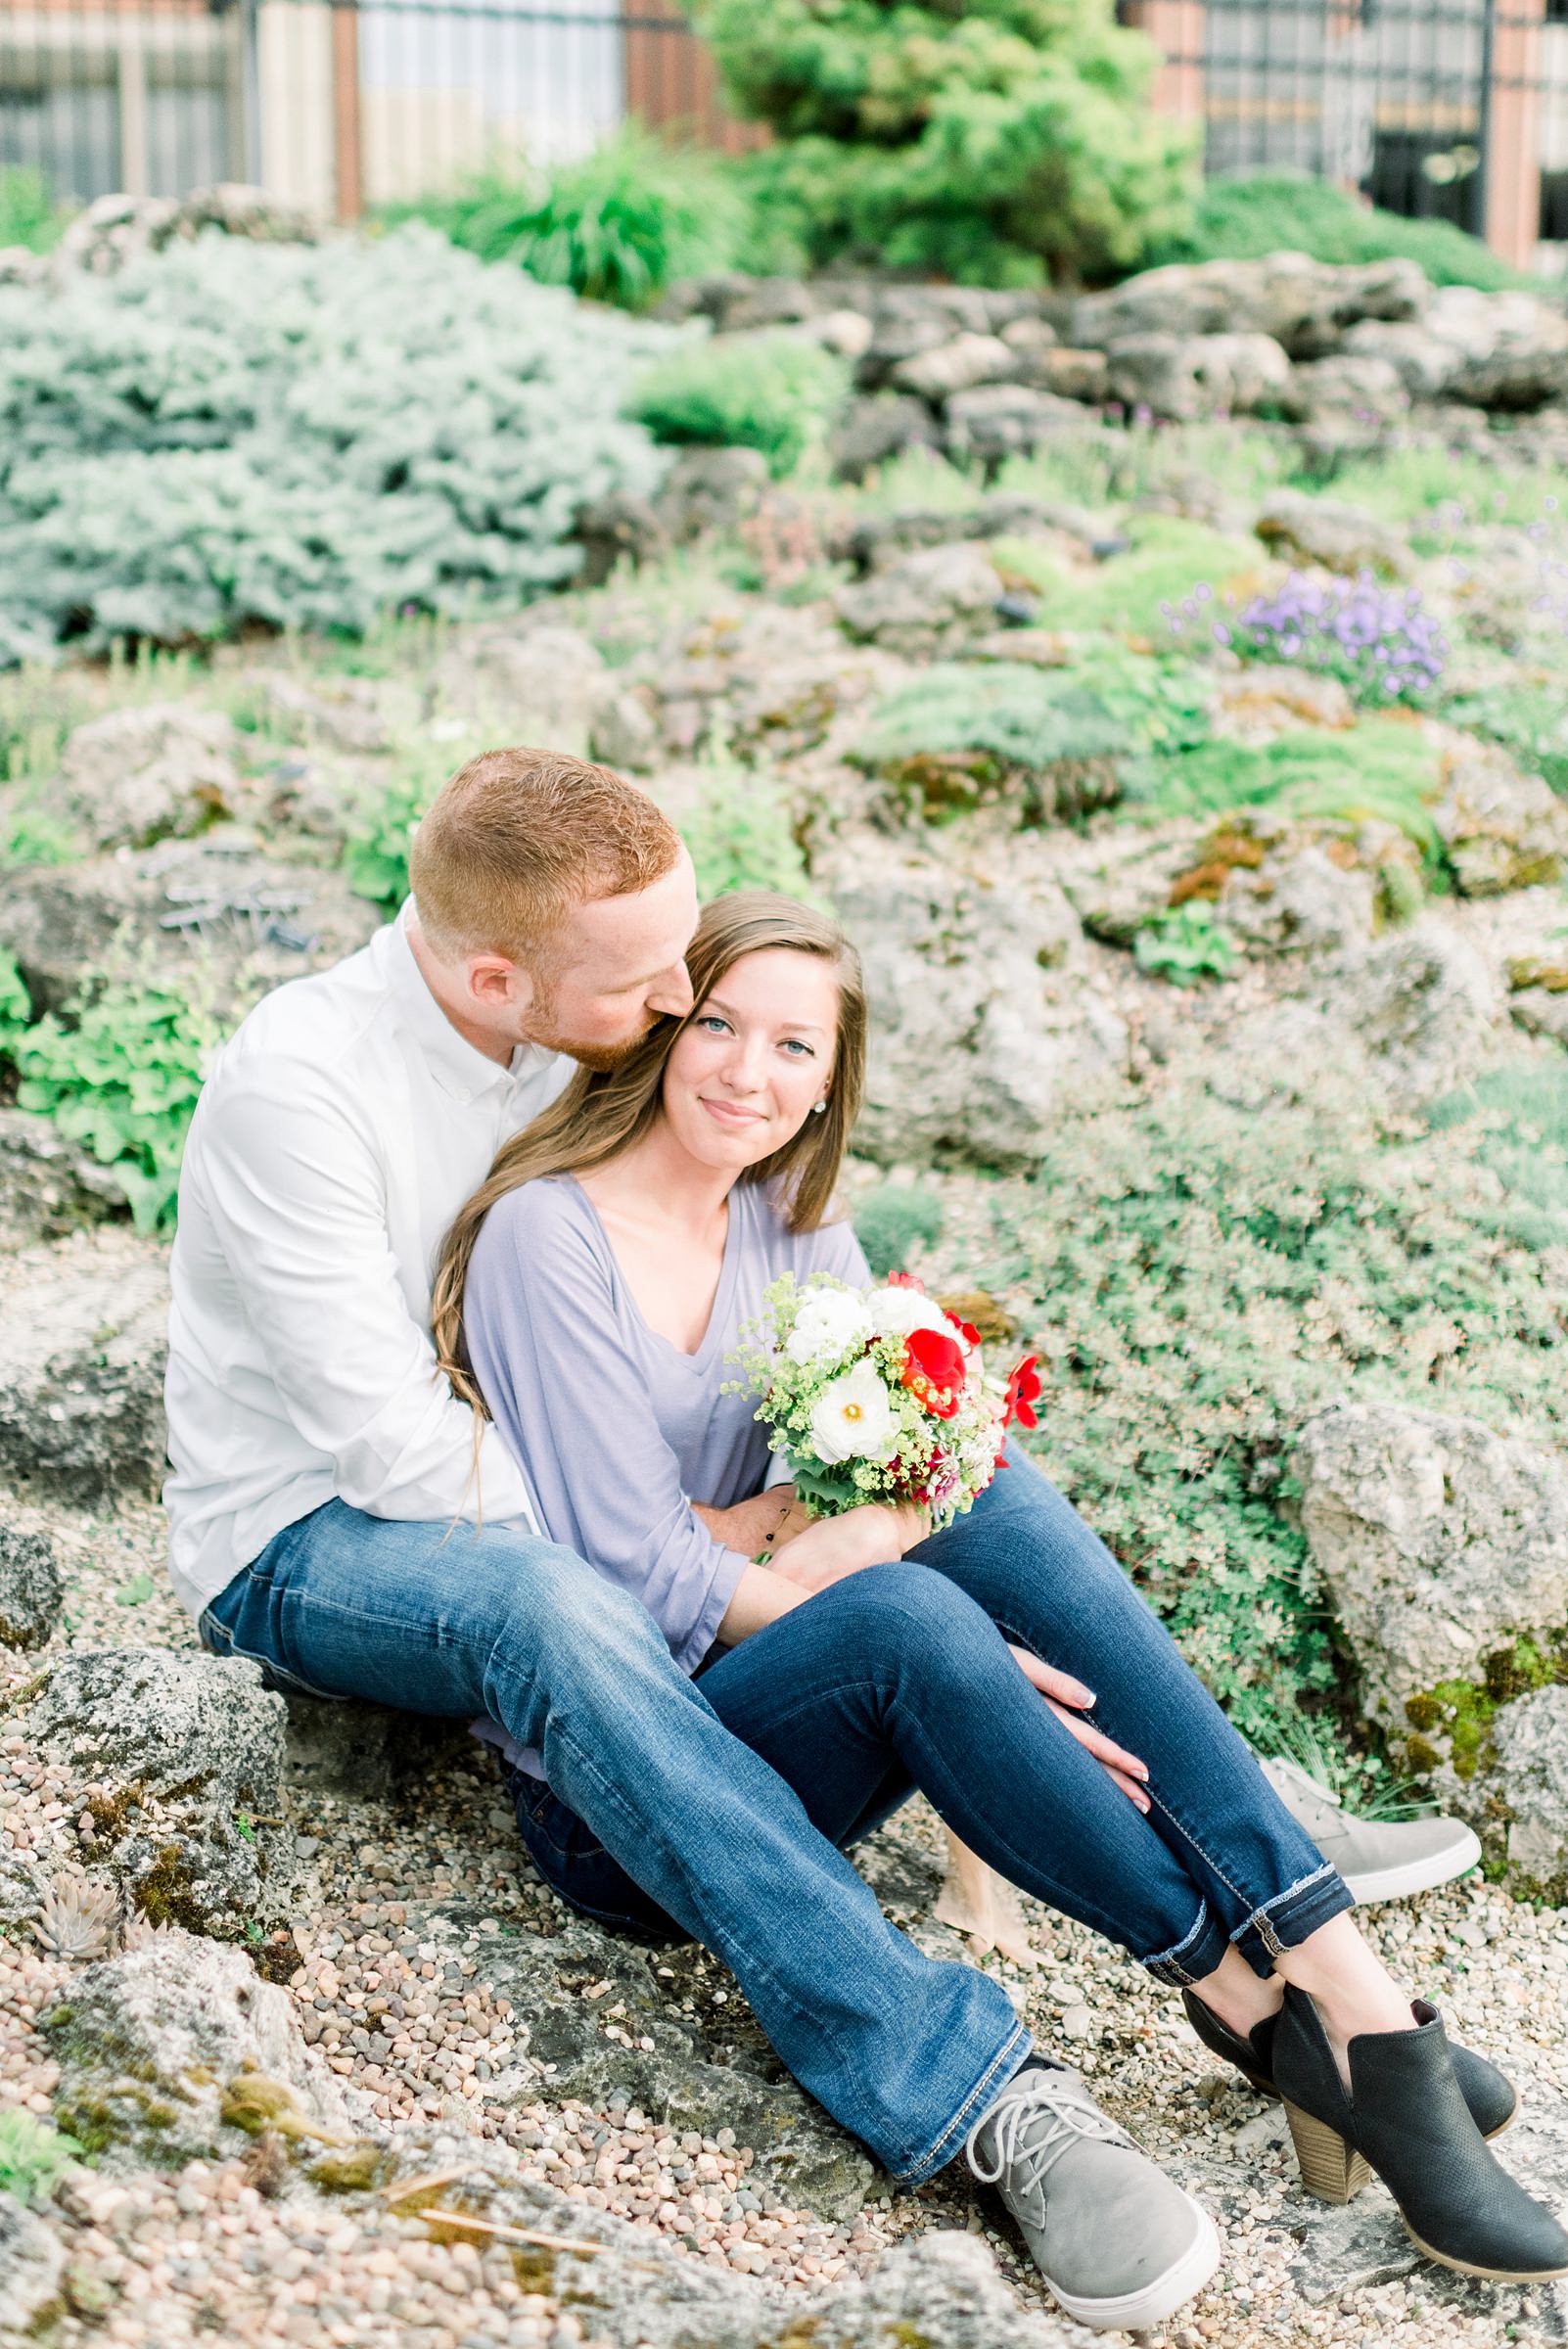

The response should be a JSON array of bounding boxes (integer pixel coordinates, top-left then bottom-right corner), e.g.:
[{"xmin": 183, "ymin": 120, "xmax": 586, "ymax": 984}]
[{"xmin": 462, "ymin": 1174, "xmax": 871, "ymax": 1675}]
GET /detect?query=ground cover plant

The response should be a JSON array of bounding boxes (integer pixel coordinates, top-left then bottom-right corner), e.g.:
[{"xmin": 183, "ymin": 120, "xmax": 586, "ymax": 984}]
[
  {"xmin": 1140, "ymin": 170, "xmax": 1535, "ymax": 292},
  {"xmin": 383, "ymin": 123, "xmax": 752, "ymax": 310},
  {"xmin": 627, "ymin": 334, "xmax": 850, "ymax": 480}
]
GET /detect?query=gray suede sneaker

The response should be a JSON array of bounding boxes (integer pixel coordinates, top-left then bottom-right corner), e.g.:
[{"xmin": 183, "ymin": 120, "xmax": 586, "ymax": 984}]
[
  {"xmin": 965, "ymin": 2060, "xmax": 1221, "ymax": 2332},
  {"xmin": 1260, "ymin": 1755, "xmax": 1482, "ymax": 1906}
]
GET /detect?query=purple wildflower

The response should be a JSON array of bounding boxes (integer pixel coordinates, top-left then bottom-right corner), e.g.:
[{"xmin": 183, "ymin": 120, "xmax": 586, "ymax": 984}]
[{"xmin": 1176, "ymin": 570, "xmax": 1448, "ymax": 707}]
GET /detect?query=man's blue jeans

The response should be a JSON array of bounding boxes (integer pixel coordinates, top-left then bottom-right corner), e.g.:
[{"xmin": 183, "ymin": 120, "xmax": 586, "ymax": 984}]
[{"xmin": 200, "ymin": 1452, "xmax": 1349, "ymax": 2181}]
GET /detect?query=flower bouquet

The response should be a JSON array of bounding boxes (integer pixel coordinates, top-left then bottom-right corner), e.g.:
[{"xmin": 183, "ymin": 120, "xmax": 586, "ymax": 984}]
[{"xmin": 728, "ymin": 1269, "xmax": 1041, "ymax": 1533}]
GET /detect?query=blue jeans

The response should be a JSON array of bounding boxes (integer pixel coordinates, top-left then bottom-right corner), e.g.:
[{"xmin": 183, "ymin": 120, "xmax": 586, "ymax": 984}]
[
  {"xmin": 513, "ymin": 1454, "xmax": 1350, "ymax": 1984},
  {"xmin": 199, "ymin": 1498, "xmax": 1029, "ymax": 2183},
  {"xmin": 199, "ymin": 1455, "xmax": 1349, "ymax": 2179}
]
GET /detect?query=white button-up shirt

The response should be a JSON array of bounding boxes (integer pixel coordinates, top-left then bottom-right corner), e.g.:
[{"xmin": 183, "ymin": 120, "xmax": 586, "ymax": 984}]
[{"xmin": 163, "ymin": 901, "xmax": 572, "ymax": 1620}]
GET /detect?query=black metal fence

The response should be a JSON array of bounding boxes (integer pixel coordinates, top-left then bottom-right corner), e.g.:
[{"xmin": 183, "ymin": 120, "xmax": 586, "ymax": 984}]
[
  {"xmin": 2, "ymin": 0, "xmax": 1568, "ymax": 263},
  {"xmin": 0, "ymin": 0, "xmax": 732, "ymax": 221},
  {"xmin": 1124, "ymin": 0, "xmax": 1568, "ymax": 262}
]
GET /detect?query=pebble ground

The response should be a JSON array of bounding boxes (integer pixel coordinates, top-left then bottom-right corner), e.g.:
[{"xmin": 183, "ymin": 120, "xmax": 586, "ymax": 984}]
[{"xmin": 3, "ymin": 1488, "xmax": 1566, "ymax": 2348}]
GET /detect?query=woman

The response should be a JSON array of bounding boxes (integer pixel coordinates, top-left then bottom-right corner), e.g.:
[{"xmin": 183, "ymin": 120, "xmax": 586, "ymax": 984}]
[{"xmin": 433, "ymin": 891, "xmax": 1566, "ymax": 2287}]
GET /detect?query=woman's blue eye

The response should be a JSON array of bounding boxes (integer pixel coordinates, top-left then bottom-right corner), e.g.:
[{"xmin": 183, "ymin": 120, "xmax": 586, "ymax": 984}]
[
  {"xmin": 697, "ymin": 1015, "xmax": 730, "ymax": 1034},
  {"xmin": 781, "ymin": 1039, "xmax": 813, "ymax": 1057}
]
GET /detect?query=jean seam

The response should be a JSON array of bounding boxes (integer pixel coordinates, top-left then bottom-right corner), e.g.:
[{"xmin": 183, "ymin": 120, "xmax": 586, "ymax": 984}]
[
  {"xmin": 1232, "ymin": 1862, "xmax": 1349, "ymax": 1958},
  {"xmin": 1143, "ymin": 1898, "xmax": 1215, "ymax": 1978},
  {"xmin": 900, "ymin": 2020, "xmax": 1033, "ymax": 2184}
]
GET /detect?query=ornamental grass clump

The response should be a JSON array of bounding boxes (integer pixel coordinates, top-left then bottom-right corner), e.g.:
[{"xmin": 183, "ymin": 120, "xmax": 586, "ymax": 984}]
[{"xmin": 1169, "ymin": 570, "xmax": 1447, "ymax": 709}]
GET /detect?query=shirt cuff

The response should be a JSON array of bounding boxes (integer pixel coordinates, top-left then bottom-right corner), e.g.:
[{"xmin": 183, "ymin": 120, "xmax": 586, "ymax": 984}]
[
  {"xmin": 673, "ymin": 1544, "xmax": 752, "ymax": 1675},
  {"xmin": 762, "ymin": 1446, "xmax": 795, "ymax": 1491}
]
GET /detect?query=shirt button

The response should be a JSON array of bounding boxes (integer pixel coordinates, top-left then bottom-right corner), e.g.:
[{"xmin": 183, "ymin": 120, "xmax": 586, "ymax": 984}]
[{"xmin": 454, "ymin": 1085, "xmax": 471, "ymax": 1105}]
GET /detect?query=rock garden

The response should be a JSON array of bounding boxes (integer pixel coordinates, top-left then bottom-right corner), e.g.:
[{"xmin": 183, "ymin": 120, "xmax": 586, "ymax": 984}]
[{"xmin": 3, "ymin": 205, "xmax": 1568, "ymax": 2348}]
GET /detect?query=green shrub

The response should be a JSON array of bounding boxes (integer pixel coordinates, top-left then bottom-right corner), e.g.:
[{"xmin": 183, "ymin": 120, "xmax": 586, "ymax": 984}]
[
  {"xmin": 853, "ymin": 662, "xmax": 1132, "ymax": 820},
  {"xmin": 1441, "ymin": 681, "xmax": 1568, "ymax": 798},
  {"xmin": 0, "ymin": 944, "xmax": 28, "ymax": 1048},
  {"xmin": 997, "ymin": 515, "xmax": 1268, "ymax": 639},
  {"xmin": 626, "ymin": 334, "xmax": 849, "ymax": 480},
  {"xmin": 0, "ymin": 164, "xmax": 69, "ymax": 255},
  {"xmin": 1427, "ymin": 1062, "xmax": 1568, "ymax": 1252},
  {"xmin": 853, "ymin": 1183, "xmax": 945, "ymax": 1279},
  {"xmin": 8, "ymin": 957, "xmax": 234, "ymax": 1230},
  {"xmin": 0, "ymin": 2109, "xmax": 85, "ymax": 2205},
  {"xmin": 1142, "ymin": 171, "xmax": 1534, "ymax": 292},
  {"xmin": 0, "ymin": 789, "xmax": 80, "ymax": 869},
  {"xmin": 0, "ymin": 226, "xmax": 673, "ymax": 658},
  {"xmin": 969, "ymin": 1066, "xmax": 1568, "ymax": 1749},
  {"xmin": 1134, "ymin": 900, "xmax": 1239, "ymax": 985},
  {"xmin": 676, "ymin": 760, "xmax": 814, "ymax": 901},
  {"xmin": 705, "ymin": 0, "xmax": 1198, "ymax": 285},
  {"xmin": 385, "ymin": 124, "xmax": 752, "ymax": 310},
  {"xmin": 1123, "ymin": 720, "xmax": 1444, "ymax": 858}
]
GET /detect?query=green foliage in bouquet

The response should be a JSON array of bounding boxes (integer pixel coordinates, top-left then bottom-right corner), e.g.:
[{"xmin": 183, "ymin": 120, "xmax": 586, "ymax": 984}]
[
  {"xmin": 976, "ymin": 1064, "xmax": 1568, "ymax": 1750},
  {"xmin": 703, "ymin": 0, "xmax": 1199, "ymax": 286},
  {"xmin": 385, "ymin": 124, "xmax": 752, "ymax": 310},
  {"xmin": 1141, "ymin": 171, "xmax": 1533, "ymax": 293},
  {"xmin": 0, "ymin": 226, "xmax": 673, "ymax": 658},
  {"xmin": 626, "ymin": 334, "xmax": 850, "ymax": 480},
  {"xmin": 7, "ymin": 956, "xmax": 234, "ymax": 1230}
]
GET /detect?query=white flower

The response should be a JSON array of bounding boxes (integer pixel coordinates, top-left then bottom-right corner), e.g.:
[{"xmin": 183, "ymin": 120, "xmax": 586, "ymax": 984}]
[
  {"xmin": 865, "ymin": 1284, "xmax": 952, "ymax": 1343},
  {"xmin": 784, "ymin": 1286, "xmax": 874, "ymax": 1367},
  {"xmin": 808, "ymin": 1359, "xmax": 899, "ymax": 1464}
]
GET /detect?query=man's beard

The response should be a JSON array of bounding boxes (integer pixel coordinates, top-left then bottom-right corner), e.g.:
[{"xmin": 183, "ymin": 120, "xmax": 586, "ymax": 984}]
[{"xmin": 528, "ymin": 1004, "xmax": 658, "ymax": 1075}]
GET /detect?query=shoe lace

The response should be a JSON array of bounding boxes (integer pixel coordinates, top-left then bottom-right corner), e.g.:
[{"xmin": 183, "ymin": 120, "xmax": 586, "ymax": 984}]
[{"xmin": 966, "ymin": 2075, "xmax": 1133, "ymax": 2223}]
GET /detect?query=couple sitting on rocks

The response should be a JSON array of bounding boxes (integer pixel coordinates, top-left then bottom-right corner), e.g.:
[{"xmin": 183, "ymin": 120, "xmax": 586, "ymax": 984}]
[{"xmin": 162, "ymin": 747, "xmax": 1567, "ymax": 2332}]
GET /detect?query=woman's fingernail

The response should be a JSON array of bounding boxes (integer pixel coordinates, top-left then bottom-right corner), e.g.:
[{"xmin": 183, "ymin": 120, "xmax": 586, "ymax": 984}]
[
  {"xmin": 1134, "ymin": 1764, "xmax": 1150, "ymax": 1781},
  {"xmin": 1074, "ymin": 1684, "xmax": 1096, "ymax": 1707}
]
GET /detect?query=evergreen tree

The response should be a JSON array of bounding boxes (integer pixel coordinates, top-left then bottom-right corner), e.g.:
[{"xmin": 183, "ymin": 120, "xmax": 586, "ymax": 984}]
[{"xmin": 703, "ymin": 0, "xmax": 1199, "ymax": 286}]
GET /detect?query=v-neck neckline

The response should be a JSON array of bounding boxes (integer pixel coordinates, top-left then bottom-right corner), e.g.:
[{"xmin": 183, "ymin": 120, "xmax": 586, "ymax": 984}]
[{"xmin": 569, "ymin": 1176, "xmax": 742, "ymax": 1367}]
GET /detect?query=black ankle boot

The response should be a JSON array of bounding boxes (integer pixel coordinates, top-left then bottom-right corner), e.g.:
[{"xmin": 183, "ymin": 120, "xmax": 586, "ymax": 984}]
[
  {"xmin": 1271, "ymin": 1985, "xmax": 1568, "ymax": 2280},
  {"xmin": 1181, "ymin": 1987, "xmax": 1518, "ymax": 2140}
]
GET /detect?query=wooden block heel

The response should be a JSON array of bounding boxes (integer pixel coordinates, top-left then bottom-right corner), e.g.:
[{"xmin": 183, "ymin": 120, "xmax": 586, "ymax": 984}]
[{"xmin": 1282, "ymin": 2100, "xmax": 1371, "ymax": 2203}]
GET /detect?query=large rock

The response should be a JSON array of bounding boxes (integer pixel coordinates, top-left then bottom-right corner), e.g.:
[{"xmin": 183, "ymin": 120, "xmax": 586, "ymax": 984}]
[
  {"xmin": 0, "ymin": 829, "xmax": 380, "ymax": 1019},
  {"xmin": 1254, "ymin": 488, "xmax": 1411, "ymax": 578},
  {"xmin": 830, "ymin": 392, "xmax": 942, "ymax": 483},
  {"xmin": 0, "ymin": 2191, "xmax": 66, "ymax": 2336},
  {"xmin": 1423, "ymin": 285, "xmax": 1568, "ymax": 410},
  {"xmin": 1313, "ymin": 921, "xmax": 1500, "ymax": 1105},
  {"xmin": 44, "ymin": 1927, "xmax": 349, "ymax": 2167},
  {"xmin": 1294, "ymin": 1400, "xmax": 1568, "ymax": 1727},
  {"xmin": 1433, "ymin": 747, "xmax": 1568, "ymax": 896},
  {"xmin": 1294, "ymin": 1399, "xmax": 1568, "ymax": 1888},
  {"xmin": 836, "ymin": 542, "xmax": 1006, "ymax": 649},
  {"xmin": 827, "ymin": 840, "xmax": 1129, "ymax": 1165},
  {"xmin": 52, "ymin": 183, "xmax": 315, "ymax": 279},
  {"xmin": 891, "ymin": 331, "xmax": 1017, "ymax": 402},
  {"xmin": 1214, "ymin": 839, "xmax": 1378, "ymax": 955},
  {"xmin": 434, "ymin": 620, "xmax": 612, "ymax": 752},
  {"xmin": 0, "ymin": 1523, "xmax": 64, "ymax": 1649},
  {"xmin": 0, "ymin": 1230, "xmax": 168, "ymax": 1500},
  {"xmin": 944, "ymin": 383, "xmax": 1090, "ymax": 464},
  {"xmin": 1069, "ymin": 253, "xmax": 1428, "ymax": 358},
  {"xmin": 657, "ymin": 445, "xmax": 771, "ymax": 543},
  {"xmin": 405, "ymin": 1903, "xmax": 874, "ymax": 2220},
  {"xmin": 1287, "ymin": 353, "xmax": 1407, "ymax": 426},
  {"xmin": 0, "ymin": 1106, "xmax": 128, "ymax": 1249},
  {"xmin": 23, "ymin": 1649, "xmax": 299, "ymax": 1940},
  {"xmin": 1103, "ymin": 330, "xmax": 1293, "ymax": 423},
  {"xmin": 58, "ymin": 704, "xmax": 253, "ymax": 852}
]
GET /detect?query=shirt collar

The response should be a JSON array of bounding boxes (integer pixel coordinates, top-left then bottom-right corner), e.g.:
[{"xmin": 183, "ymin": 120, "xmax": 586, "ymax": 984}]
[{"xmin": 383, "ymin": 899, "xmax": 558, "ymax": 1104}]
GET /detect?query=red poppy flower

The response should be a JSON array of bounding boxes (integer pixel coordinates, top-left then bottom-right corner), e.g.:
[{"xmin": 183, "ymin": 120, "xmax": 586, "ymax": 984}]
[
  {"xmin": 944, "ymin": 1310, "xmax": 982, "ymax": 1349},
  {"xmin": 1002, "ymin": 1355, "xmax": 1041, "ymax": 1431},
  {"xmin": 886, "ymin": 1270, "xmax": 926, "ymax": 1292},
  {"xmin": 900, "ymin": 1326, "xmax": 967, "ymax": 1419}
]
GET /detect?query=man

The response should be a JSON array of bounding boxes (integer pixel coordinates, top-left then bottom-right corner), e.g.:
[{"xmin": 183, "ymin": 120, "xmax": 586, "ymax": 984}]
[{"xmin": 162, "ymin": 746, "xmax": 1467, "ymax": 2332}]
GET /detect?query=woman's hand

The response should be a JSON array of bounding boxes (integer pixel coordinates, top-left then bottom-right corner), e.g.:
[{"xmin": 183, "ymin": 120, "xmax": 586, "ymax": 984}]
[
  {"xmin": 765, "ymin": 1501, "xmax": 931, "ymax": 1592},
  {"xmin": 1006, "ymin": 1645, "xmax": 1152, "ymax": 1814}
]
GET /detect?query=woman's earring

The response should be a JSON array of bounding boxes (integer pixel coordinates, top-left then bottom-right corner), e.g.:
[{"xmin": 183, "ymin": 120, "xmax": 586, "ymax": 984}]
[{"xmin": 813, "ymin": 1099, "xmax": 828, "ymax": 1116}]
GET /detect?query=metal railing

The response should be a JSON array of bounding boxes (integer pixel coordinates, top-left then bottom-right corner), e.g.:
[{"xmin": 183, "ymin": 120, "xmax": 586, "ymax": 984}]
[{"xmin": 3, "ymin": 0, "xmax": 1568, "ymax": 262}]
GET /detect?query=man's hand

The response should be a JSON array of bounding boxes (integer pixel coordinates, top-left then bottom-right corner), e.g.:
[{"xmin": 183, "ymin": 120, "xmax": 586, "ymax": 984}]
[{"xmin": 693, "ymin": 1488, "xmax": 797, "ymax": 1559}]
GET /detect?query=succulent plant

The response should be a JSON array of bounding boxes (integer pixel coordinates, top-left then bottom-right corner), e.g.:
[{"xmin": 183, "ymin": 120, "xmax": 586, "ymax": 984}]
[{"xmin": 30, "ymin": 1872, "xmax": 120, "ymax": 1963}]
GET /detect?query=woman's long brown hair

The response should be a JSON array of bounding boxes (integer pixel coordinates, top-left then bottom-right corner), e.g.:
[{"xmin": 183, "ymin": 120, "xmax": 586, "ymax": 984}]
[{"xmin": 432, "ymin": 889, "xmax": 867, "ymax": 1425}]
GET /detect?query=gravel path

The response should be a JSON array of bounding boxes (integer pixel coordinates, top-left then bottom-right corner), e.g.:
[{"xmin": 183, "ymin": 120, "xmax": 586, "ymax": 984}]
[{"xmin": 3, "ymin": 1488, "xmax": 1566, "ymax": 2347}]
